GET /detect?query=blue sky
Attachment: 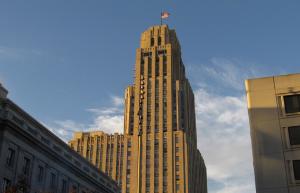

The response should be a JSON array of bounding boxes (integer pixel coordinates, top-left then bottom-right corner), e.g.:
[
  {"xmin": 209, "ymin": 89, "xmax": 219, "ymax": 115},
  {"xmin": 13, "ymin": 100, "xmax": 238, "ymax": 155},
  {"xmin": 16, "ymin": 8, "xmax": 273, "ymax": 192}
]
[{"xmin": 1, "ymin": 1, "xmax": 300, "ymax": 193}]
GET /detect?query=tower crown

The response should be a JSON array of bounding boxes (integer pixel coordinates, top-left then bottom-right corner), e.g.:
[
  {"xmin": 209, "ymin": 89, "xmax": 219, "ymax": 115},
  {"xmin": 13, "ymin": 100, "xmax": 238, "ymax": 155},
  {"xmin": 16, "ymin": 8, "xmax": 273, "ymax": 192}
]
[{"xmin": 140, "ymin": 25, "xmax": 181, "ymax": 50}]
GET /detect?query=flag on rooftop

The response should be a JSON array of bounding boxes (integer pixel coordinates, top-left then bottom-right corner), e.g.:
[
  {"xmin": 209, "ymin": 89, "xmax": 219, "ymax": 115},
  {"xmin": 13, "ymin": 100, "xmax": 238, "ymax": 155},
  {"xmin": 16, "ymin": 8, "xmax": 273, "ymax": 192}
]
[{"xmin": 161, "ymin": 11, "xmax": 170, "ymax": 19}]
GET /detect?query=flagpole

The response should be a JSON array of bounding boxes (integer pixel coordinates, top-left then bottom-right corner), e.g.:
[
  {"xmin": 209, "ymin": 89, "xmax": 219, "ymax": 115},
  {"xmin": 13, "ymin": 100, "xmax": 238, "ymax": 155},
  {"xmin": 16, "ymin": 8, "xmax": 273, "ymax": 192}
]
[{"xmin": 160, "ymin": 12, "xmax": 162, "ymax": 25}]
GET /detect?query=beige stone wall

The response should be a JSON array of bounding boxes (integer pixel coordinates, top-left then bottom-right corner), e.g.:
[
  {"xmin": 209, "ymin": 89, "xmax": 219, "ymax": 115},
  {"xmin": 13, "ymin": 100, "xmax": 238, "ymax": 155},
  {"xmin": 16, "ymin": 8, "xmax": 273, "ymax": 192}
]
[
  {"xmin": 70, "ymin": 25, "xmax": 207, "ymax": 193},
  {"xmin": 246, "ymin": 73, "xmax": 300, "ymax": 193}
]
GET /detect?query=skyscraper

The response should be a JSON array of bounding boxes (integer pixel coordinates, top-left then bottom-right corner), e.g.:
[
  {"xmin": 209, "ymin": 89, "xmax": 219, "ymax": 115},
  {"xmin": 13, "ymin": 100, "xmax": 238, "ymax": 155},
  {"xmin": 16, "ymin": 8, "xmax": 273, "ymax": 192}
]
[
  {"xmin": 69, "ymin": 25, "xmax": 207, "ymax": 193},
  {"xmin": 246, "ymin": 73, "xmax": 300, "ymax": 193}
]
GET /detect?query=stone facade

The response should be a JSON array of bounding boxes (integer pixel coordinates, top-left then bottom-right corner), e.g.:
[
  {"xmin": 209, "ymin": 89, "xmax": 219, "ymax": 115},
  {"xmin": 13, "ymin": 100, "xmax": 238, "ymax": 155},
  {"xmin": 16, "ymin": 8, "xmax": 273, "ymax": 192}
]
[
  {"xmin": 246, "ymin": 73, "xmax": 300, "ymax": 193},
  {"xmin": 0, "ymin": 86, "xmax": 120, "ymax": 193},
  {"xmin": 69, "ymin": 25, "xmax": 207, "ymax": 193}
]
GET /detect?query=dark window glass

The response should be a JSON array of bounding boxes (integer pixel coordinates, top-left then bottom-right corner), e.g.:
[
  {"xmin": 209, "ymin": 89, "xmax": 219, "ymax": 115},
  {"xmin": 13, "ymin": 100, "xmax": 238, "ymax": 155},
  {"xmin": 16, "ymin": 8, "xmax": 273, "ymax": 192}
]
[
  {"xmin": 151, "ymin": 38, "xmax": 154, "ymax": 46},
  {"xmin": 288, "ymin": 126, "xmax": 300, "ymax": 145},
  {"xmin": 155, "ymin": 60, "xmax": 159, "ymax": 76},
  {"xmin": 158, "ymin": 37, "xmax": 161, "ymax": 46},
  {"xmin": 293, "ymin": 160, "xmax": 300, "ymax": 180},
  {"xmin": 163, "ymin": 56, "xmax": 167, "ymax": 76},
  {"xmin": 141, "ymin": 62, "xmax": 144, "ymax": 76},
  {"xmin": 71, "ymin": 186, "xmax": 77, "ymax": 193},
  {"xmin": 148, "ymin": 59, "xmax": 152, "ymax": 76},
  {"xmin": 61, "ymin": 180, "xmax": 67, "ymax": 193},
  {"xmin": 23, "ymin": 157, "xmax": 31, "ymax": 175},
  {"xmin": 50, "ymin": 173, "xmax": 56, "ymax": 187},
  {"xmin": 127, "ymin": 141, "xmax": 131, "ymax": 147},
  {"xmin": 37, "ymin": 166, "xmax": 44, "ymax": 182},
  {"xmin": 176, "ymin": 183, "xmax": 180, "ymax": 191},
  {"xmin": 2, "ymin": 178, "xmax": 11, "ymax": 192},
  {"xmin": 6, "ymin": 148, "xmax": 15, "ymax": 167},
  {"xmin": 284, "ymin": 94, "xmax": 300, "ymax": 114}
]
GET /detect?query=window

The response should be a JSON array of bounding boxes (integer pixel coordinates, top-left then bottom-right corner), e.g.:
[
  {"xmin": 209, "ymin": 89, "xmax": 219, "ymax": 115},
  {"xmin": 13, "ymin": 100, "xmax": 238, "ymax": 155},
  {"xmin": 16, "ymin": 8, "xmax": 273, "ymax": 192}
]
[
  {"xmin": 176, "ymin": 183, "xmax": 180, "ymax": 191},
  {"xmin": 61, "ymin": 180, "xmax": 67, "ymax": 193},
  {"xmin": 158, "ymin": 37, "xmax": 161, "ymax": 46},
  {"xmin": 50, "ymin": 173, "xmax": 56, "ymax": 188},
  {"xmin": 293, "ymin": 160, "xmax": 300, "ymax": 180},
  {"xmin": 71, "ymin": 185, "xmax": 77, "ymax": 193},
  {"xmin": 141, "ymin": 62, "xmax": 144, "ymax": 76},
  {"xmin": 2, "ymin": 178, "xmax": 11, "ymax": 193},
  {"xmin": 127, "ymin": 140, "xmax": 132, "ymax": 147},
  {"xmin": 146, "ymin": 182, "xmax": 150, "ymax": 191},
  {"xmin": 154, "ymin": 181, "xmax": 159, "ymax": 192},
  {"xmin": 23, "ymin": 157, "xmax": 31, "ymax": 175},
  {"xmin": 148, "ymin": 59, "xmax": 152, "ymax": 77},
  {"xmin": 151, "ymin": 38, "xmax": 154, "ymax": 46},
  {"xmin": 37, "ymin": 166, "xmax": 44, "ymax": 182},
  {"xmin": 155, "ymin": 60, "xmax": 159, "ymax": 76},
  {"xmin": 6, "ymin": 148, "xmax": 15, "ymax": 167},
  {"xmin": 163, "ymin": 56, "xmax": 167, "ymax": 76},
  {"xmin": 284, "ymin": 94, "xmax": 300, "ymax": 114},
  {"xmin": 288, "ymin": 126, "xmax": 300, "ymax": 145}
]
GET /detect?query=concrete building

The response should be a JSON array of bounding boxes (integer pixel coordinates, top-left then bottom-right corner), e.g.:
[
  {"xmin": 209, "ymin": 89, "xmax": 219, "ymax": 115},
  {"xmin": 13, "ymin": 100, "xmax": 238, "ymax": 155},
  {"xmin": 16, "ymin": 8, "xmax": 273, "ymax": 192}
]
[
  {"xmin": 0, "ymin": 84, "xmax": 120, "ymax": 193},
  {"xmin": 69, "ymin": 132, "xmax": 127, "ymax": 187},
  {"xmin": 69, "ymin": 25, "xmax": 207, "ymax": 193},
  {"xmin": 246, "ymin": 73, "xmax": 300, "ymax": 193}
]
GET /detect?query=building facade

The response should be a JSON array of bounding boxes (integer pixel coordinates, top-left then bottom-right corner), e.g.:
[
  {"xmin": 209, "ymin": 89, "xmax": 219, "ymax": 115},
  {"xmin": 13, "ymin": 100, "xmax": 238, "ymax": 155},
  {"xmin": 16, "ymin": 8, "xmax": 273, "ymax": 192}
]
[
  {"xmin": 69, "ymin": 132, "xmax": 128, "ymax": 187},
  {"xmin": 69, "ymin": 25, "xmax": 207, "ymax": 193},
  {"xmin": 0, "ymin": 85, "xmax": 120, "ymax": 193},
  {"xmin": 246, "ymin": 73, "xmax": 300, "ymax": 193}
]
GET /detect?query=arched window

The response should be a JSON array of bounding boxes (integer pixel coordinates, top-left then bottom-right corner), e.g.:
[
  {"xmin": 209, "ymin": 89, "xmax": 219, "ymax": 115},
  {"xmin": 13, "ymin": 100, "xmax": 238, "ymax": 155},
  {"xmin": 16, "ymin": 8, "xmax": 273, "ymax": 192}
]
[
  {"xmin": 158, "ymin": 37, "xmax": 161, "ymax": 46},
  {"xmin": 151, "ymin": 38, "xmax": 154, "ymax": 46}
]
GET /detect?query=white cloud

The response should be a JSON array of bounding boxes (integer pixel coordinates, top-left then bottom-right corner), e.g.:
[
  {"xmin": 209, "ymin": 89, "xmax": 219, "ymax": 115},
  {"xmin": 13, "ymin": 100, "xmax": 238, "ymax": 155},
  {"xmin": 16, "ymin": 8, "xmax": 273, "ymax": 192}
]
[
  {"xmin": 193, "ymin": 58, "xmax": 257, "ymax": 193},
  {"xmin": 111, "ymin": 95, "xmax": 124, "ymax": 106},
  {"xmin": 86, "ymin": 95, "xmax": 124, "ymax": 134},
  {"xmin": 87, "ymin": 107, "xmax": 122, "ymax": 115},
  {"xmin": 187, "ymin": 57, "xmax": 262, "ymax": 94},
  {"xmin": 195, "ymin": 89, "xmax": 253, "ymax": 180},
  {"xmin": 50, "ymin": 95, "xmax": 124, "ymax": 142},
  {"xmin": 44, "ymin": 120, "xmax": 86, "ymax": 142},
  {"xmin": 89, "ymin": 114, "xmax": 123, "ymax": 134},
  {"xmin": 215, "ymin": 183, "xmax": 254, "ymax": 193}
]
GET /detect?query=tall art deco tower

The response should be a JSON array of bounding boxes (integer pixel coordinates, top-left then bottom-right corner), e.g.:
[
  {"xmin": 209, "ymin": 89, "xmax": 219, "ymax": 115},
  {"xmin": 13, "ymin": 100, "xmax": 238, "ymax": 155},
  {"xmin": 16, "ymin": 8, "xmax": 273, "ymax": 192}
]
[{"xmin": 69, "ymin": 25, "xmax": 207, "ymax": 193}]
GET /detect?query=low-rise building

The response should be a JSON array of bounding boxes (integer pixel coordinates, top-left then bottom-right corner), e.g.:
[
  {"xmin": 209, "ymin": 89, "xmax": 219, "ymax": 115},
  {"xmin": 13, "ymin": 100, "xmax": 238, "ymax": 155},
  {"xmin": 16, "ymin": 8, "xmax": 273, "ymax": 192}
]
[
  {"xmin": 246, "ymin": 73, "xmax": 300, "ymax": 193},
  {"xmin": 0, "ymin": 84, "xmax": 120, "ymax": 193}
]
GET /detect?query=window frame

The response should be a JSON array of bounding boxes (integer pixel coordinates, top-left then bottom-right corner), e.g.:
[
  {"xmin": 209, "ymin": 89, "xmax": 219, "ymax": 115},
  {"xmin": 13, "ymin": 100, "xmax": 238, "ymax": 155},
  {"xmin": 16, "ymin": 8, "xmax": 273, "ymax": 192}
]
[
  {"xmin": 6, "ymin": 148, "xmax": 15, "ymax": 168},
  {"xmin": 37, "ymin": 165, "xmax": 44, "ymax": 182},
  {"xmin": 22, "ymin": 157, "xmax": 31, "ymax": 175},
  {"xmin": 280, "ymin": 93, "xmax": 300, "ymax": 116},
  {"xmin": 287, "ymin": 126, "xmax": 300, "ymax": 147},
  {"xmin": 291, "ymin": 160, "xmax": 300, "ymax": 183},
  {"xmin": 2, "ymin": 178, "xmax": 11, "ymax": 193}
]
